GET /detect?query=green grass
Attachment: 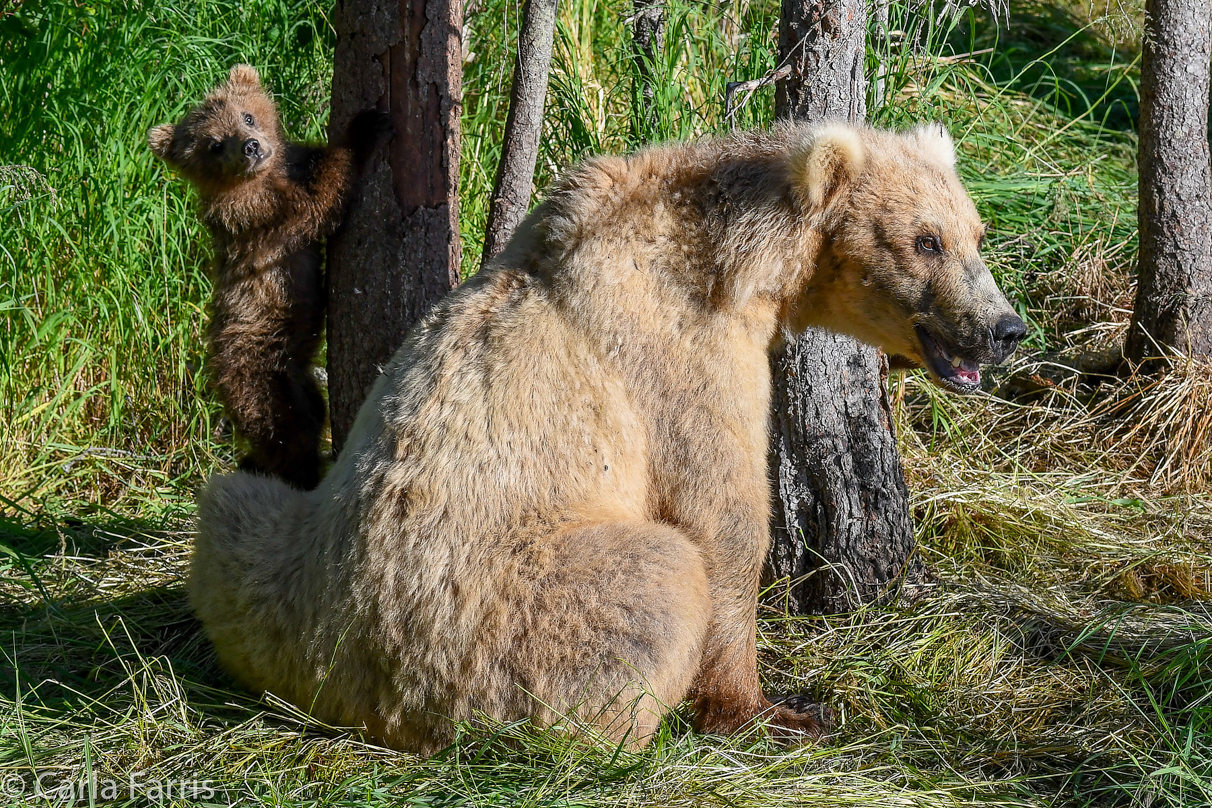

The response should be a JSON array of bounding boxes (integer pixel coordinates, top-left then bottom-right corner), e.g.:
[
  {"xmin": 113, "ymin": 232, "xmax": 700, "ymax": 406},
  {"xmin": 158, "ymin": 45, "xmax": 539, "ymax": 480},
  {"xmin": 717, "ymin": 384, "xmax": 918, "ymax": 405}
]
[{"xmin": 2, "ymin": 0, "xmax": 1211, "ymax": 805}]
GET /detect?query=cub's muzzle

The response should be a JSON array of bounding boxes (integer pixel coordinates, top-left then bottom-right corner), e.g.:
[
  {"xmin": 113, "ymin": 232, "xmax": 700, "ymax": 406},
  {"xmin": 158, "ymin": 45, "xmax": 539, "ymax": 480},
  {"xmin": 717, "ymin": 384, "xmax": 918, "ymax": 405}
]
[{"xmin": 241, "ymin": 138, "xmax": 270, "ymax": 172}]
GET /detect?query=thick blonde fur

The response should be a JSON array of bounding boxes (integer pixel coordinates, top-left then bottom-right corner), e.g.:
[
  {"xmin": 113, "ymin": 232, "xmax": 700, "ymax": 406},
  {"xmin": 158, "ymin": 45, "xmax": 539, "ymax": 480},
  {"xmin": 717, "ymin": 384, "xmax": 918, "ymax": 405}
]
[{"xmin": 191, "ymin": 122, "xmax": 1020, "ymax": 754}]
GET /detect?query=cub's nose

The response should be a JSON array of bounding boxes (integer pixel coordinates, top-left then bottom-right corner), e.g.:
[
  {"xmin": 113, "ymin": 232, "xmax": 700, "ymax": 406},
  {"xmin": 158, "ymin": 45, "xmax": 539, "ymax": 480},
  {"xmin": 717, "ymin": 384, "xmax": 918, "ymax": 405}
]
[
  {"xmin": 243, "ymin": 139, "xmax": 261, "ymax": 157},
  {"xmin": 991, "ymin": 313, "xmax": 1027, "ymax": 360}
]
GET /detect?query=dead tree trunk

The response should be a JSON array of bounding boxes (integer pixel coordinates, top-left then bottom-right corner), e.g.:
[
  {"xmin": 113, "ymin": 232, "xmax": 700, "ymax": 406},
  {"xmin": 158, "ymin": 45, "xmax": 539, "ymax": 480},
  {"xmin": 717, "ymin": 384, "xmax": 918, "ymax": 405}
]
[
  {"xmin": 630, "ymin": 0, "xmax": 664, "ymax": 141},
  {"xmin": 481, "ymin": 0, "xmax": 560, "ymax": 265},
  {"xmin": 1126, "ymin": 0, "xmax": 1212, "ymax": 363},
  {"xmin": 766, "ymin": 0, "xmax": 919, "ymax": 614},
  {"xmin": 327, "ymin": 0, "xmax": 463, "ymax": 453}
]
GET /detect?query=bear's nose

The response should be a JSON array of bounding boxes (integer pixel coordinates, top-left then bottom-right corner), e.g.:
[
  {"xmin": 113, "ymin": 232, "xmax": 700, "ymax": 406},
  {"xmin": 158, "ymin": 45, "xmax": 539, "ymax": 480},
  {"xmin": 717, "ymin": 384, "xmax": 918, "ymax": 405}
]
[
  {"xmin": 243, "ymin": 139, "xmax": 260, "ymax": 157},
  {"xmin": 993, "ymin": 314, "xmax": 1027, "ymax": 344},
  {"xmin": 991, "ymin": 314, "xmax": 1027, "ymax": 360}
]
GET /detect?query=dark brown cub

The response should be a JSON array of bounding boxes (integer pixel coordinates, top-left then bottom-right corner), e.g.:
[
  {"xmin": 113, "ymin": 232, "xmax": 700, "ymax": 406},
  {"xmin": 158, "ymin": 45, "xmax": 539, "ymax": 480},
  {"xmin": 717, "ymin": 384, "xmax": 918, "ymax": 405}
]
[{"xmin": 149, "ymin": 64, "xmax": 390, "ymax": 489}]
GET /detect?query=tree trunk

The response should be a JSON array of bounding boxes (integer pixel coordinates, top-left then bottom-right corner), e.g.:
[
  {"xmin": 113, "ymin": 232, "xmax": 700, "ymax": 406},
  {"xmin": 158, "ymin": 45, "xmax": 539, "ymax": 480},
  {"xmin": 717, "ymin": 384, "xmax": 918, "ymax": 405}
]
[
  {"xmin": 630, "ymin": 0, "xmax": 664, "ymax": 141},
  {"xmin": 481, "ymin": 0, "xmax": 560, "ymax": 265},
  {"xmin": 766, "ymin": 0, "xmax": 918, "ymax": 615},
  {"xmin": 871, "ymin": 0, "xmax": 889, "ymax": 111},
  {"xmin": 1126, "ymin": 0, "xmax": 1212, "ymax": 364},
  {"xmin": 718, "ymin": 0, "xmax": 750, "ymax": 53},
  {"xmin": 327, "ymin": 0, "xmax": 463, "ymax": 453}
]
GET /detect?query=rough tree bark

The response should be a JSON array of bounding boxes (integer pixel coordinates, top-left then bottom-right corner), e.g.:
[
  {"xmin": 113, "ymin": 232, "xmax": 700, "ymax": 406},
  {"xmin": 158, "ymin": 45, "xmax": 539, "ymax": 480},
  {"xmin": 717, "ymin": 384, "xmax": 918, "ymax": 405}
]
[
  {"xmin": 1126, "ymin": 0, "xmax": 1212, "ymax": 363},
  {"xmin": 481, "ymin": 0, "xmax": 560, "ymax": 264},
  {"xmin": 327, "ymin": 0, "xmax": 463, "ymax": 453},
  {"xmin": 765, "ymin": 0, "xmax": 919, "ymax": 614},
  {"xmin": 630, "ymin": 0, "xmax": 665, "ymax": 140}
]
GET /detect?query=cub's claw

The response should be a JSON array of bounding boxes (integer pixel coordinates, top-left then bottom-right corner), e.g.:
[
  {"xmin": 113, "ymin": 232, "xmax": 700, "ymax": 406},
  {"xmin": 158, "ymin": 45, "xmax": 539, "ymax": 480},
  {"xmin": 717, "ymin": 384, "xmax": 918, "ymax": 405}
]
[{"xmin": 347, "ymin": 109, "xmax": 393, "ymax": 163}]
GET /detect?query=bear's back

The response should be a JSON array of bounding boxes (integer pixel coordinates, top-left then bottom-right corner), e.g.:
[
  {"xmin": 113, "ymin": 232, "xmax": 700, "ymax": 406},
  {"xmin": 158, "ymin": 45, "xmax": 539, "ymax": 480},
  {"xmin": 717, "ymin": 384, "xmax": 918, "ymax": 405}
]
[{"xmin": 322, "ymin": 265, "xmax": 650, "ymax": 650}]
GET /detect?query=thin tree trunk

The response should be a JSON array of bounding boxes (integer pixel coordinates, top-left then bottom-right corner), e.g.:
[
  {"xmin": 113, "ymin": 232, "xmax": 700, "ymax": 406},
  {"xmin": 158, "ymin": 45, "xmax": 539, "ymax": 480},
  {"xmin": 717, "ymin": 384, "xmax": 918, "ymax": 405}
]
[
  {"xmin": 766, "ymin": 0, "xmax": 919, "ymax": 614},
  {"xmin": 631, "ymin": 0, "xmax": 664, "ymax": 141},
  {"xmin": 327, "ymin": 0, "xmax": 463, "ymax": 454},
  {"xmin": 871, "ymin": 0, "xmax": 889, "ymax": 110},
  {"xmin": 481, "ymin": 0, "xmax": 560, "ymax": 265},
  {"xmin": 1126, "ymin": 0, "xmax": 1212, "ymax": 363},
  {"xmin": 775, "ymin": 0, "xmax": 866, "ymax": 124},
  {"xmin": 718, "ymin": 0, "xmax": 750, "ymax": 54}
]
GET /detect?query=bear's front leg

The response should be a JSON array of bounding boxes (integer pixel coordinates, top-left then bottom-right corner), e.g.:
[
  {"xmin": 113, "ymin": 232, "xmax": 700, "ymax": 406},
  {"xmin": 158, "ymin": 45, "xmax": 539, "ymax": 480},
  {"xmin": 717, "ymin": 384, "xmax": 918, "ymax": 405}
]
[
  {"xmin": 668, "ymin": 480, "xmax": 832, "ymax": 742},
  {"xmin": 687, "ymin": 542, "xmax": 767, "ymax": 734}
]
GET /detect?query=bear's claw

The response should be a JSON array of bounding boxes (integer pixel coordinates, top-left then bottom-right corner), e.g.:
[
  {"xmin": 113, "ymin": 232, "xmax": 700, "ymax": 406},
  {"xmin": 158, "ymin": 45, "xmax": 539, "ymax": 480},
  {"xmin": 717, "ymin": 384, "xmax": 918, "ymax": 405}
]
[
  {"xmin": 347, "ymin": 109, "xmax": 393, "ymax": 163},
  {"xmin": 765, "ymin": 694, "xmax": 835, "ymax": 743}
]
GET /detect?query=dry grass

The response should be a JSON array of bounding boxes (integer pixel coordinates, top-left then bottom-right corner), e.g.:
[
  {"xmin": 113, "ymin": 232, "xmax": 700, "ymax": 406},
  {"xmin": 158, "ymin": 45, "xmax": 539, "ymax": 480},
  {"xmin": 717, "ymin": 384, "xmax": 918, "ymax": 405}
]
[
  {"xmin": 1093, "ymin": 357, "xmax": 1212, "ymax": 494},
  {"xmin": 3, "ymin": 403, "xmax": 1209, "ymax": 804}
]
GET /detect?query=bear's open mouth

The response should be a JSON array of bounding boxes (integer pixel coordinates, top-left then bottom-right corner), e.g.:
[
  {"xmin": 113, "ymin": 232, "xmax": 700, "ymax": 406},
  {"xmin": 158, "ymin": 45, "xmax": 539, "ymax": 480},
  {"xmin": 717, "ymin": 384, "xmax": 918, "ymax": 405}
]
[{"xmin": 915, "ymin": 325, "xmax": 981, "ymax": 393}]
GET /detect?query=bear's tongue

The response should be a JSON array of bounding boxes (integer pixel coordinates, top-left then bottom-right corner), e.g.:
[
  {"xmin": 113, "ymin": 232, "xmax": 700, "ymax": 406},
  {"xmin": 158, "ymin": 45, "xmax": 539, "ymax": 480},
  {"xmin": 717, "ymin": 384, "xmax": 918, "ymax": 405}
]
[{"xmin": 951, "ymin": 358, "xmax": 979, "ymax": 384}]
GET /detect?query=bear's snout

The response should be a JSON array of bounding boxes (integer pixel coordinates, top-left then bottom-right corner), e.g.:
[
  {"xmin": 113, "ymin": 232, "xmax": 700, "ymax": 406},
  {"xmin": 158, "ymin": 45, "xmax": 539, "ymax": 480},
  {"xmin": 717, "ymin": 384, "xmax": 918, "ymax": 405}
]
[{"xmin": 990, "ymin": 313, "xmax": 1027, "ymax": 363}]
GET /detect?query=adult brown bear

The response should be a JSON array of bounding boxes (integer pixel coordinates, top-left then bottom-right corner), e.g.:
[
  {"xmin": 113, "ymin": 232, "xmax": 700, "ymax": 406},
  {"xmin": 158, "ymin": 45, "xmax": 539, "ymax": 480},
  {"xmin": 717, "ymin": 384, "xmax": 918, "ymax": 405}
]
[{"xmin": 190, "ymin": 122, "xmax": 1025, "ymax": 754}]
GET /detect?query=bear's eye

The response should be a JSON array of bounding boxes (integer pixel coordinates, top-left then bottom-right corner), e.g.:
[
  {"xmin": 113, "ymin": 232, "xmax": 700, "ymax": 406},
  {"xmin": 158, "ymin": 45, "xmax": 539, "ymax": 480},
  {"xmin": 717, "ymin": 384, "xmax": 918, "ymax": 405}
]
[
  {"xmin": 915, "ymin": 235, "xmax": 942, "ymax": 255},
  {"xmin": 209, "ymin": 140, "xmax": 223, "ymax": 153},
  {"xmin": 243, "ymin": 113, "xmax": 255, "ymax": 127}
]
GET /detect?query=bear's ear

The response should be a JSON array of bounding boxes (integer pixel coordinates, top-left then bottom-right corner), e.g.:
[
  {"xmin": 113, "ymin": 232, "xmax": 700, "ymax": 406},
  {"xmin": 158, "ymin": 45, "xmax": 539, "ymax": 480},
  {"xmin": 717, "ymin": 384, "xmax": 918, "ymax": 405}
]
[
  {"xmin": 227, "ymin": 64, "xmax": 261, "ymax": 88},
  {"xmin": 789, "ymin": 123, "xmax": 866, "ymax": 211},
  {"xmin": 147, "ymin": 124, "xmax": 176, "ymax": 162},
  {"xmin": 912, "ymin": 123, "xmax": 956, "ymax": 169}
]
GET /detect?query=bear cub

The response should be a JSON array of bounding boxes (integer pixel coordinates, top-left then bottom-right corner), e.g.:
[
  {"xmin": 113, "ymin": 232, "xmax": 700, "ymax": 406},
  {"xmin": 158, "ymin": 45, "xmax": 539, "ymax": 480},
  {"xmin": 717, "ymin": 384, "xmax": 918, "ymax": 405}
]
[{"xmin": 149, "ymin": 64, "xmax": 389, "ymax": 489}]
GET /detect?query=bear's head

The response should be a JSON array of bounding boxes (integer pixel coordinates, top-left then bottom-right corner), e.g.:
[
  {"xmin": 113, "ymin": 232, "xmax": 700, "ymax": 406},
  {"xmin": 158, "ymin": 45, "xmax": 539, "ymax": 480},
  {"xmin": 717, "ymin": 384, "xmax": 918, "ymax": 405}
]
[
  {"xmin": 148, "ymin": 64, "xmax": 282, "ymax": 191},
  {"xmin": 786, "ymin": 123, "xmax": 1026, "ymax": 394}
]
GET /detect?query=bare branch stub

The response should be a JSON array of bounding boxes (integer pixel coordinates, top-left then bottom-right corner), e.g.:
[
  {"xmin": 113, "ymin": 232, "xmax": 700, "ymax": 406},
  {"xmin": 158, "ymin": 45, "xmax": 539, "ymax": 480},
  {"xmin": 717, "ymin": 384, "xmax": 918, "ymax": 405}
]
[{"xmin": 724, "ymin": 64, "xmax": 792, "ymax": 130}]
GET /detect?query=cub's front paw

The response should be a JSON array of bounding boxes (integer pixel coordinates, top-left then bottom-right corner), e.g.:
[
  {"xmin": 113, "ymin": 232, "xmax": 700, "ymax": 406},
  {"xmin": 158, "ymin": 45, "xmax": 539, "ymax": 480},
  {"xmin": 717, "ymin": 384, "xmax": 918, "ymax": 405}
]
[{"xmin": 347, "ymin": 109, "xmax": 393, "ymax": 162}]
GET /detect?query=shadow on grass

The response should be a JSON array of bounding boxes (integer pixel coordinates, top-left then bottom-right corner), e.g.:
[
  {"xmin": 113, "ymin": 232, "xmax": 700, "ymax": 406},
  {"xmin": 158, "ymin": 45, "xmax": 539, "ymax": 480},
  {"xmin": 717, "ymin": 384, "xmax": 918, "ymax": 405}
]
[
  {"xmin": 0, "ymin": 505, "xmax": 159, "ymax": 560},
  {"xmin": 0, "ymin": 508, "xmax": 267, "ymax": 738},
  {"xmin": 957, "ymin": 0, "xmax": 1141, "ymax": 131}
]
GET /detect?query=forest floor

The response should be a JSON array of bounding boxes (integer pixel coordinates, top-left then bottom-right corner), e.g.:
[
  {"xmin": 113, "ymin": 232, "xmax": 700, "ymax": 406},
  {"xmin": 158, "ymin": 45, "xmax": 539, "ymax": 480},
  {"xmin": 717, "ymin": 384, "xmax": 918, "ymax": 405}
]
[{"xmin": 2, "ymin": 0, "xmax": 1210, "ymax": 805}]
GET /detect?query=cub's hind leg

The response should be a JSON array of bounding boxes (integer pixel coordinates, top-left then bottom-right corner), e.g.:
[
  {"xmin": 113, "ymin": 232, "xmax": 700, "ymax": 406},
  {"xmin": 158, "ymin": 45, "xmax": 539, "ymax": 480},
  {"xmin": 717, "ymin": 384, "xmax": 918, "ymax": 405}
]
[
  {"xmin": 509, "ymin": 521, "xmax": 711, "ymax": 749},
  {"xmin": 208, "ymin": 314, "xmax": 323, "ymax": 490},
  {"xmin": 253, "ymin": 362, "xmax": 325, "ymax": 489}
]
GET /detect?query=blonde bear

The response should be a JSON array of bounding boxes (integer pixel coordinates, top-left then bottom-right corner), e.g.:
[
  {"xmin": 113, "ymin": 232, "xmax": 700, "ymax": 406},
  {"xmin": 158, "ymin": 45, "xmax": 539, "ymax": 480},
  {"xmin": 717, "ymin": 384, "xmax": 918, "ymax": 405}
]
[{"xmin": 190, "ymin": 122, "xmax": 1025, "ymax": 753}]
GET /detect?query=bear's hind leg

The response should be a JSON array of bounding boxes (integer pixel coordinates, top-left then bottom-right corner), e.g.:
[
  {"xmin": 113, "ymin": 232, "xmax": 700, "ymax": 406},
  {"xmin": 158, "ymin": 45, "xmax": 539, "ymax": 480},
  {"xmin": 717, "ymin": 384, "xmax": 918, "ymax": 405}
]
[
  {"xmin": 511, "ymin": 521, "xmax": 710, "ymax": 749},
  {"xmin": 209, "ymin": 323, "xmax": 324, "ymax": 490},
  {"xmin": 256, "ymin": 360, "xmax": 325, "ymax": 489}
]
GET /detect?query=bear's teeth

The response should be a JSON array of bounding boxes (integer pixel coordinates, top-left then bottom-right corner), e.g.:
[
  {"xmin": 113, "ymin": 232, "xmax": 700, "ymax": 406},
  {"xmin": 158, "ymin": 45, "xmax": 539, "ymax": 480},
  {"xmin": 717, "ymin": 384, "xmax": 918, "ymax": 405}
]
[{"xmin": 951, "ymin": 355, "xmax": 963, "ymax": 368}]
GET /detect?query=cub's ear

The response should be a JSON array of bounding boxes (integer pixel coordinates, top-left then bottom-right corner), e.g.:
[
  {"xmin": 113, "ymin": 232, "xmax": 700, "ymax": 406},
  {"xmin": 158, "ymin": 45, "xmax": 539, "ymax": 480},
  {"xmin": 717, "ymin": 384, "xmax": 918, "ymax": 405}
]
[
  {"xmin": 789, "ymin": 123, "xmax": 866, "ymax": 210},
  {"xmin": 147, "ymin": 124, "xmax": 176, "ymax": 161},
  {"xmin": 227, "ymin": 63, "xmax": 261, "ymax": 87},
  {"xmin": 912, "ymin": 122, "xmax": 955, "ymax": 169}
]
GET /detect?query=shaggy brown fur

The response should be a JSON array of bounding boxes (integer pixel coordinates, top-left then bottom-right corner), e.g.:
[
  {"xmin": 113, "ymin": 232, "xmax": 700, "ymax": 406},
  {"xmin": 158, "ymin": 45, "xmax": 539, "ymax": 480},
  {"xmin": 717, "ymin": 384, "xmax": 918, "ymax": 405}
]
[
  {"xmin": 149, "ymin": 65, "xmax": 389, "ymax": 489},
  {"xmin": 190, "ymin": 122, "xmax": 1025, "ymax": 753}
]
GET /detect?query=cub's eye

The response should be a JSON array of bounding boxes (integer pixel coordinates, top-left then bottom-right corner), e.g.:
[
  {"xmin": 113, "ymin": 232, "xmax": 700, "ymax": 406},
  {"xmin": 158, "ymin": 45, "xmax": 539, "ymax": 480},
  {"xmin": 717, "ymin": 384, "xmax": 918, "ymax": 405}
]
[
  {"xmin": 209, "ymin": 140, "xmax": 223, "ymax": 152},
  {"xmin": 915, "ymin": 235, "xmax": 942, "ymax": 255},
  {"xmin": 243, "ymin": 113, "xmax": 255, "ymax": 127}
]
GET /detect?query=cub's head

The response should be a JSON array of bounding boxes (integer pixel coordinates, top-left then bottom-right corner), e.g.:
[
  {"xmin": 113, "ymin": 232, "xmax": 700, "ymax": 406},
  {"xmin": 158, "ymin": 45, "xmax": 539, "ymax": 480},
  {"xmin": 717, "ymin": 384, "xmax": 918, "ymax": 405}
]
[
  {"xmin": 786, "ymin": 123, "xmax": 1026, "ymax": 393},
  {"xmin": 148, "ymin": 64, "xmax": 281, "ymax": 190}
]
